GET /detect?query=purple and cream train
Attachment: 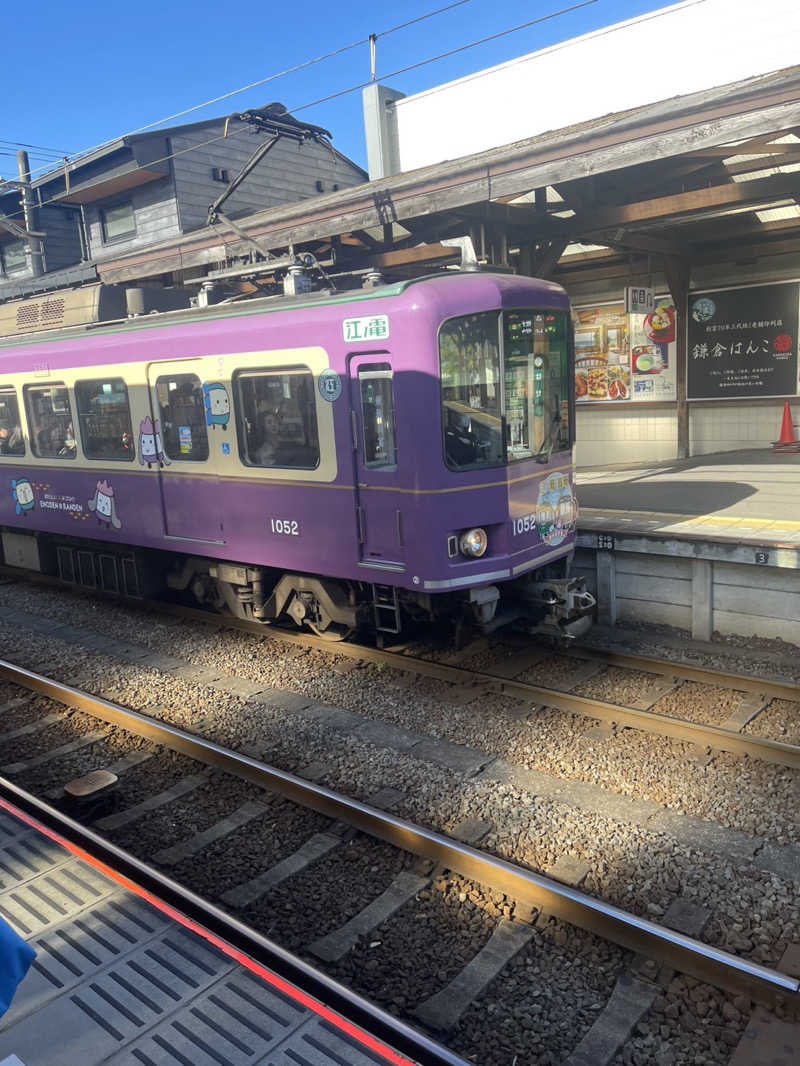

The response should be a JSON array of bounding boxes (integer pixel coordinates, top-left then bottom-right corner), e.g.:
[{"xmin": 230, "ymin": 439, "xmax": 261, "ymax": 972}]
[{"xmin": 0, "ymin": 272, "xmax": 594, "ymax": 639}]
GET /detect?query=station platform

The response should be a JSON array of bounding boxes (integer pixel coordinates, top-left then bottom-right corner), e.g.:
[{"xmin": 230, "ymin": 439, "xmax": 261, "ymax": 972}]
[
  {"xmin": 573, "ymin": 449, "xmax": 800, "ymax": 643},
  {"xmin": 0, "ymin": 799, "xmax": 418, "ymax": 1066},
  {"xmin": 576, "ymin": 448, "xmax": 800, "ymax": 548}
]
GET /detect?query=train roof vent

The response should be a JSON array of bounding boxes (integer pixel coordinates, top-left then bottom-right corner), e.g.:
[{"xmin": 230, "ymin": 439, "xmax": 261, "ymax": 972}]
[
  {"xmin": 15, "ymin": 297, "xmax": 66, "ymax": 332},
  {"xmin": 0, "ymin": 284, "xmax": 108, "ymax": 338}
]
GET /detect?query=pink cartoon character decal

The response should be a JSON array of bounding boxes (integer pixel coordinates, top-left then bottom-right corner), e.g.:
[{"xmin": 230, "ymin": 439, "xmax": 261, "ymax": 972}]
[
  {"xmin": 138, "ymin": 417, "xmax": 170, "ymax": 469},
  {"xmin": 88, "ymin": 480, "xmax": 122, "ymax": 529}
]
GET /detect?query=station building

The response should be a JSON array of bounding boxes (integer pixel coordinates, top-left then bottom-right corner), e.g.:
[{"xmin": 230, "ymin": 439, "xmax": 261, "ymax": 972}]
[{"xmin": 363, "ymin": 0, "xmax": 800, "ymax": 467}]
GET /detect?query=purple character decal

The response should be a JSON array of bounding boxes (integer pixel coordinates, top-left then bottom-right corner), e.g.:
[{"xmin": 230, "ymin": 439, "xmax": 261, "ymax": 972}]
[
  {"xmin": 138, "ymin": 417, "xmax": 170, "ymax": 469},
  {"xmin": 87, "ymin": 480, "xmax": 122, "ymax": 529}
]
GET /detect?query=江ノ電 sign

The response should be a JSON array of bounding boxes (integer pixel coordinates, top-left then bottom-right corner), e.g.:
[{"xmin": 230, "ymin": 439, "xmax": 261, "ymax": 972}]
[
  {"xmin": 343, "ymin": 314, "xmax": 390, "ymax": 343},
  {"xmin": 687, "ymin": 282, "xmax": 799, "ymax": 399}
]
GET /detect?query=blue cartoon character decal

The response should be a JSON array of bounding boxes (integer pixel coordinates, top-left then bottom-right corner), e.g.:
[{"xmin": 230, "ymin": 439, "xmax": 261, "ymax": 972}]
[
  {"xmin": 203, "ymin": 382, "xmax": 230, "ymax": 431},
  {"xmin": 138, "ymin": 417, "xmax": 170, "ymax": 469},
  {"xmin": 11, "ymin": 478, "xmax": 35, "ymax": 516},
  {"xmin": 88, "ymin": 479, "xmax": 122, "ymax": 529}
]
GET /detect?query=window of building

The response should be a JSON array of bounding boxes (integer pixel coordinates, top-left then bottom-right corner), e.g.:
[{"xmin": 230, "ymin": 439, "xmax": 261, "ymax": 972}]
[
  {"xmin": 101, "ymin": 202, "xmax": 135, "ymax": 242},
  {"xmin": 75, "ymin": 378, "xmax": 135, "ymax": 461},
  {"xmin": 24, "ymin": 383, "xmax": 76, "ymax": 459},
  {"xmin": 155, "ymin": 373, "xmax": 209, "ymax": 461},
  {"xmin": 234, "ymin": 367, "xmax": 319, "ymax": 469},
  {"xmin": 358, "ymin": 364, "xmax": 397, "ymax": 469},
  {"xmin": 1, "ymin": 241, "xmax": 28, "ymax": 275},
  {"xmin": 0, "ymin": 388, "xmax": 25, "ymax": 456}
]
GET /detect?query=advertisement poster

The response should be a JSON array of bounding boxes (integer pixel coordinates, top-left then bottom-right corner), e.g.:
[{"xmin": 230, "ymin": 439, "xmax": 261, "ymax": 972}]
[
  {"xmin": 574, "ymin": 300, "xmax": 677, "ymax": 403},
  {"xmin": 687, "ymin": 282, "xmax": 800, "ymax": 399}
]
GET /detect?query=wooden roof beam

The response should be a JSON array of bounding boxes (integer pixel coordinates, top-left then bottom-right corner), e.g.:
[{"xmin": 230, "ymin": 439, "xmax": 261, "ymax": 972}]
[
  {"xmin": 567, "ymin": 171, "xmax": 800, "ymax": 236},
  {"xmin": 595, "ymin": 229, "xmax": 688, "ymax": 257},
  {"xmin": 97, "ymin": 73, "xmax": 800, "ymax": 284}
]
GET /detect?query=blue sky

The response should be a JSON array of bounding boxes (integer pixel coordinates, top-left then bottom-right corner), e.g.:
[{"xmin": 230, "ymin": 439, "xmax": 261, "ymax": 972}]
[{"xmin": 3, "ymin": 0, "xmax": 672, "ymax": 178}]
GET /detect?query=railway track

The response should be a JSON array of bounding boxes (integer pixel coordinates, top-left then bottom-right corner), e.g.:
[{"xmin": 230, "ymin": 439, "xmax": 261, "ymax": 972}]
[
  {"xmin": 0, "ymin": 655, "xmax": 797, "ymax": 1057},
  {"xmin": 0, "ymin": 781, "xmax": 468, "ymax": 1066},
  {"xmin": 4, "ymin": 566, "xmax": 798, "ymax": 773},
  {"xmin": 122, "ymin": 595, "xmax": 800, "ymax": 772}
]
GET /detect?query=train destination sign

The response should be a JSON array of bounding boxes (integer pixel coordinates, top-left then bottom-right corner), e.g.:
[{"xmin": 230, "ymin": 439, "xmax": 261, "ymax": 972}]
[
  {"xmin": 342, "ymin": 314, "xmax": 390, "ymax": 343},
  {"xmin": 687, "ymin": 282, "xmax": 800, "ymax": 399}
]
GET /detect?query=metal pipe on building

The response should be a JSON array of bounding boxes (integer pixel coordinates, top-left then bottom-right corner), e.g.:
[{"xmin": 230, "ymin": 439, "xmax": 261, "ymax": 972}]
[{"xmin": 16, "ymin": 152, "xmax": 43, "ymax": 277}]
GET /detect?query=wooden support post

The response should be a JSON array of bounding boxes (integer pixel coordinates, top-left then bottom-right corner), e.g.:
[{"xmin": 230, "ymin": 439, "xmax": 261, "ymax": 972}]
[
  {"xmin": 664, "ymin": 256, "xmax": 691, "ymax": 460},
  {"xmin": 596, "ymin": 550, "xmax": 617, "ymax": 627}
]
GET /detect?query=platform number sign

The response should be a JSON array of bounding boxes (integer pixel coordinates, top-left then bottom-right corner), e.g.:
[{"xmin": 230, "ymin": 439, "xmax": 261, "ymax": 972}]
[
  {"xmin": 343, "ymin": 314, "xmax": 390, "ymax": 343},
  {"xmin": 755, "ymin": 550, "xmax": 769, "ymax": 565}
]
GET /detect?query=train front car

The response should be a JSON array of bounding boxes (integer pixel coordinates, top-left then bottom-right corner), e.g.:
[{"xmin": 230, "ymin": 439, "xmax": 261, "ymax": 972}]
[{"xmin": 394, "ymin": 273, "xmax": 594, "ymax": 639}]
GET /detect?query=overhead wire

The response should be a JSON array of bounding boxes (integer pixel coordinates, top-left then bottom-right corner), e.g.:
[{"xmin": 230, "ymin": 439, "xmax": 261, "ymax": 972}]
[
  {"xmin": 1, "ymin": 0, "xmax": 596, "ymax": 228},
  {"xmin": 291, "ymin": 0, "xmax": 598, "ymax": 114},
  {"xmin": 18, "ymin": 0, "xmax": 475, "ymax": 184},
  {"xmin": 0, "ymin": 139, "xmax": 70, "ymax": 157}
]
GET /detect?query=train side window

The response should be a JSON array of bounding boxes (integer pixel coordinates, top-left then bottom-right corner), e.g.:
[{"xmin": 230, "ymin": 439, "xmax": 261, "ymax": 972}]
[
  {"xmin": 75, "ymin": 378, "xmax": 135, "ymax": 461},
  {"xmin": 24, "ymin": 383, "xmax": 76, "ymax": 459},
  {"xmin": 234, "ymin": 367, "xmax": 319, "ymax": 469},
  {"xmin": 155, "ymin": 374, "xmax": 209, "ymax": 462},
  {"xmin": 358, "ymin": 364, "xmax": 397, "ymax": 470},
  {"xmin": 0, "ymin": 388, "xmax": 25, "ymax": 456}
]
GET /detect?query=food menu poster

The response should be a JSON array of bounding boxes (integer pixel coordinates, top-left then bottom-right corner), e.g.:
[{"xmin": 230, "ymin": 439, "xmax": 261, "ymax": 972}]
[
  {"xmin": 573, "ymin": 300, "xmax": 678, "ymax": 404},
  {"xmin": 687, "ymin": 282, "xmax": 800, "ymax": 399}
]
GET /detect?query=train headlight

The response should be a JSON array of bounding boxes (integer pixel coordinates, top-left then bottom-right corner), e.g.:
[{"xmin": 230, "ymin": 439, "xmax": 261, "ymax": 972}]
[{"xmin": 459, "ymin": 527, "xmax": 488, "ymax": 558}]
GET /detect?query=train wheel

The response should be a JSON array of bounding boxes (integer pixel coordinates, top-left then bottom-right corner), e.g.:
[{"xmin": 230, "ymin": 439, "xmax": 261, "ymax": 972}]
[{"xmin": 307, "ymin": 620, "xmax": 354, "ymax": 642}]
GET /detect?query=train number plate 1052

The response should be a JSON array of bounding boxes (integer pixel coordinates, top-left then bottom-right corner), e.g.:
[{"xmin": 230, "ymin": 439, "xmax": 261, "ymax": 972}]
[{"xmin": 269, "ymin": 518, "xmax": 300, "ymax": 536}]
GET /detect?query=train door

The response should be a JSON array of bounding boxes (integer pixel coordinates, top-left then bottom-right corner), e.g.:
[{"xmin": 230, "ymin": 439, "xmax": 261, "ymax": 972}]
[
  {"xmin": 349, "ymin": 355, "xmax": 406, "ymax": 572},
  {"xmin": 146, "ymin": 362, "xmax": 225, "ymax": 544}
]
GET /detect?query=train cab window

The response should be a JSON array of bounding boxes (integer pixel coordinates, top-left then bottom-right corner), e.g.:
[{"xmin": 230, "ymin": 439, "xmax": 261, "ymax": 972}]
[
  {"xmin": 75, "ymin": 378, "xmax": 135, "ymax": 461},
  {"xmin": 155, "ymin": 374, "xmax": 209, "ymax": 462},
  {"xmin": 234, "ymin": 367, "xmax": 319, "ymax": 469},
  {"xmin": 358, "ymin": 364, "xmax": 397, "ymax": 470},
  {"xmin": 503, "ymin": 310, "xmax": 570, "ymax": 461},
  {"xmin": 24, "ymin": 383, "xmax": 76, "ymax": 459},
  {"xmin": 440, "ymin": 312, "xmax": 504, "ymax": 471},
  {"xmin": 0, "ymin": 388, "xmax": 25, "ymax": 456}
]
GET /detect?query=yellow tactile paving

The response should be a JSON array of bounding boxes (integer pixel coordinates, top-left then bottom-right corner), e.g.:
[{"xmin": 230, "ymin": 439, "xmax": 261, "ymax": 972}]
[{"xmin": 580, "ymin": 507, "xmax": 800, "ymax": 534}]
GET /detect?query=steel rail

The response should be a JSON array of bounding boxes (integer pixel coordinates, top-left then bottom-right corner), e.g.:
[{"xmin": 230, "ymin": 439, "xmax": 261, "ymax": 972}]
[
  {"xmin": 150, "ymin": 602, "xmax": 800, "ymax": 771},
  {"xmin": 3, "ymin": 567, "xmax": 797, "ymax": 767},
  {"xmin": 2, "ymin": 567, "xmax": 799, "ymax": 768},
  {"xmin": 1, "ymin": 656, "xmax": 797, "ymax": 1013},
  {"xmin": 567, "ymin": 646, "xmax": 800, "ymax": 704},
  {"xmin": 0, "ymin": 779, "xmax": 468, "ymax": 1066}
]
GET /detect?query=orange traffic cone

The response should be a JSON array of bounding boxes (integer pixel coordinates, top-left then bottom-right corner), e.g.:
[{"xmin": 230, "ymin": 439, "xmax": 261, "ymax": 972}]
[{"xmin": 773, "ymin": 401, "xmax": 800, "ymax": 451}]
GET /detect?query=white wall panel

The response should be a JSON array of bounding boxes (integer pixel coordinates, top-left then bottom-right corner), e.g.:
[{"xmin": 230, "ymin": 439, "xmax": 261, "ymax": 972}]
[{"xmin": 394, "ymin": 0, "xmax": 800, "ymax": 172}]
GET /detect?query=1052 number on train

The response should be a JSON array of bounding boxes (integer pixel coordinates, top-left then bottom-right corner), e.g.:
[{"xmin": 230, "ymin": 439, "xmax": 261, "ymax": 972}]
[{"xmin": 269, "ymin": 518, "xmax": 300, "ymax": 536}]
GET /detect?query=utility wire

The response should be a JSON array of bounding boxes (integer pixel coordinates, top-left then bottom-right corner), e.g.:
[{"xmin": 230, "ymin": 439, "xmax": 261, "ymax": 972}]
[
  {"xmin": 292, "ymin": 0, "xmax": 598, "ymax": 114},
  {"xmin": 0, "ymin": 139, "xmax": 70, "ymax": 157},
  {"xmin": 1, "ymin": 0, "xmax": 595, "ymax": 226},
  {"xmin": 19, "ymin": 0, "xmax": 475, "ymax": 183}
]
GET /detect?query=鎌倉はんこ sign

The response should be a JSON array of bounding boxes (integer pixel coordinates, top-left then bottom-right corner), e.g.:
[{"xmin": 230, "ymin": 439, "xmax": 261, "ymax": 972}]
[{"xmin": 687, "ymin": 282, "xmax": 800, "ymax": 399}]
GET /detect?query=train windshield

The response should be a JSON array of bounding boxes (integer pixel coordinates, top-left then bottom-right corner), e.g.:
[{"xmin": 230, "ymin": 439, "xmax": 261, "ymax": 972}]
[{"xmin": 440, "ymin": 309, "xmax": 570, "ymax": 471}]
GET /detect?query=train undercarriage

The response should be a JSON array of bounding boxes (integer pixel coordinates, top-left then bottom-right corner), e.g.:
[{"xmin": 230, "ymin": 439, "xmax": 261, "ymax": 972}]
[{"xmin": 0, "ymin": 528, "xmax": 595, "ymax": 643}]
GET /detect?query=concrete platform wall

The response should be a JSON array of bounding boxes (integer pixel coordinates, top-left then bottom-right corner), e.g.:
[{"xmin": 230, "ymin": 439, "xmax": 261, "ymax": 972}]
[
  {"xmin": 575, "ymin": 402, "xmax": 790, "ymax": 465},
  {"xmin": 574, "ymin": 545, "xmax": 800, "ymax": 645},
  {"xmin": 690, "ymin": 403, "xmax": 788, "ymax": 455},
  {"xmin": 575, "ymin": 408, "xmax": 677, "ymax": 466}
]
